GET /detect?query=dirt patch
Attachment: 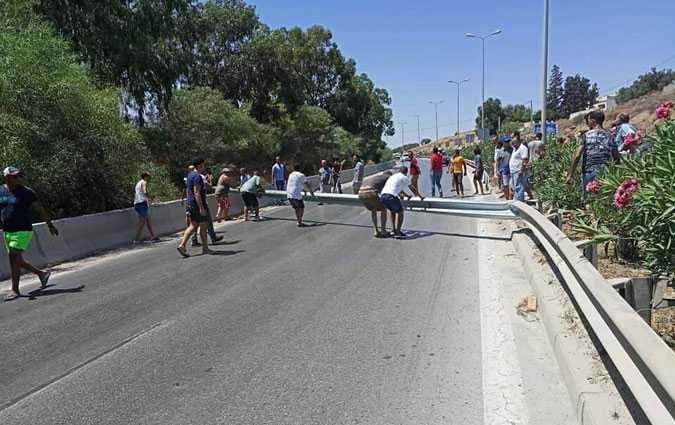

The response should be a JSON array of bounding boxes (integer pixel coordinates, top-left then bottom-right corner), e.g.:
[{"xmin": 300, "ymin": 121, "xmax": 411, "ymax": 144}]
[
  {"xmin": 597, "ymin": 256, "xmax": 649, "ymax": 281},
  {"xmin": 651, "ymin": 307, "xmax": 675, "ymax": 350}
]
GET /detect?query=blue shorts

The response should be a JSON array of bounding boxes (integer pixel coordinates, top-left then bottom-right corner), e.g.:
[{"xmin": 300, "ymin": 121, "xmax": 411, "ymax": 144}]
[
  {"xmin": 380, "ymin": 194, "xmax": 403, "ymax": 213},
  {"xmin": 134, "ymin": 201, "xmax": 149, "ymax": 218}
]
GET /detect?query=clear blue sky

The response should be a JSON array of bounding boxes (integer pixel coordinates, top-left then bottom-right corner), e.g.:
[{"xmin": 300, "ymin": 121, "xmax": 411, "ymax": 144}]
[{"xmin": 249, "ymin": 0, "xmax": 675, "ymax": 147}]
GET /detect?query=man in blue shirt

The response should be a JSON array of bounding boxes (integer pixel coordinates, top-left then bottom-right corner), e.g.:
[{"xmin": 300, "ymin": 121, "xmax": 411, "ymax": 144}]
[
  {"xmin": 1, "ymin": 166, "xmax": 59, "ymax": 301},
  {"xmin": 272, "ymin": 157, "xmax": 285, "ymax": 190},
  {"xmin": 566, "ymin": 111, "xmax": 620, "ymax": 196},
  {"xmin": 177, "ymin": 159, "xmax": 211, "ymax": 257},
  {"xmin": 613, "ymin": 113, "xmax": 639, "ymax": 154}
]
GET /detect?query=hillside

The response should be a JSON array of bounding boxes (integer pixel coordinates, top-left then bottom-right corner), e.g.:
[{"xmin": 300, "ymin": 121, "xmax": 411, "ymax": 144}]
[{"xmin": 557, "ymin": 83, "xmax": 675, "ymax": 140}]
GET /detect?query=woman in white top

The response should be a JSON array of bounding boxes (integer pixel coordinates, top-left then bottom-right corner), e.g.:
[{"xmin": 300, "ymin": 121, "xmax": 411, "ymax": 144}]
[{"xmin": 133, "ymin": 172, "xmax": 159, "ymax": 243}]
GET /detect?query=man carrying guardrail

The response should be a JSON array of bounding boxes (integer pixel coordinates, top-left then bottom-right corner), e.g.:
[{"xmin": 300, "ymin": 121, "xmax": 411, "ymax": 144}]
[
  {"xmin": 379, "ymin": 166, "xmax": 424, "ymax": 238},
  {"xmin": 1, "ymin": 166, "xmax": 59, "ymax": 301}
]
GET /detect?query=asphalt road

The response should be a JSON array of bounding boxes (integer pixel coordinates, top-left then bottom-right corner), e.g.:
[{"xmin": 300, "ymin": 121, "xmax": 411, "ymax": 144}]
[{"xmin": 0, "ymin": 160, "xmax": 575, "ymax": 424}]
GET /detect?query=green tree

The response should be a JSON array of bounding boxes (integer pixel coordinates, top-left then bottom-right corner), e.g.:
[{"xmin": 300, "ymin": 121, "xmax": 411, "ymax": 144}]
[
  {"xmin": 35, "ymin": 0, "xmax": 198, "ymax": 126},
  {"xmin": 547, "ymin": 64, "xmax": 564, "ymax": 119},
  {"xmin": 476, "ymin": 98, "xmax": 504, "ymax": 136},
  {"xmin": 561, "ymin": 75, "xmax": 599, "ymax": 116},
  {"xmin": 616, "ymin": 67, "xmax": 675, "ymax": 104},
  {"xmin": 148, "ymin": 87, "xmax": 277, "ymax": 183},
  {"xmin": 0, "ymin": 19, "xmax": 154, "ymax": 218}
]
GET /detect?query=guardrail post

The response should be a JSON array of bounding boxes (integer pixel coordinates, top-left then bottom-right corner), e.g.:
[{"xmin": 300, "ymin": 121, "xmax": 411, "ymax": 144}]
[
  {"xmin": 545, "ymin": 211, "xmax": 562, "ymax": 229},
  {"xmin": 574, "ymin": 239, "xmax": 598, "ymax": 268}
]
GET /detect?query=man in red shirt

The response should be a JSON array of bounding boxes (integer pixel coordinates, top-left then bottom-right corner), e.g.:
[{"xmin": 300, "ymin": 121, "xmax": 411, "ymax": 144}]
[
  {"xmin": 407, "ymin": 151, "xmax": 420, "ymax": 192},
  {"xmin": 430, "ymin": 147, "xmax": 444, "ymax": 197}
]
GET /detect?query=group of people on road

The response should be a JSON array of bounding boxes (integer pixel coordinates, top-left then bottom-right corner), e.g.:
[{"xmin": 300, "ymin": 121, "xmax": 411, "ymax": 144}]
[
  {"xmin": 427, "ymin": 147, "xmax": 484, "ymax": 198},
  {"xmin": 494, "ymin": 131, "xmax": 543, "ymax": 202}
]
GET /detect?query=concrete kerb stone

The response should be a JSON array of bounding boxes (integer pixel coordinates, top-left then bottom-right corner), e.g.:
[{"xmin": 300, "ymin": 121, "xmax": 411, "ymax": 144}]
[{"xmin": 512, "ymin": 229, "xmax": 634, "ymax": 425}]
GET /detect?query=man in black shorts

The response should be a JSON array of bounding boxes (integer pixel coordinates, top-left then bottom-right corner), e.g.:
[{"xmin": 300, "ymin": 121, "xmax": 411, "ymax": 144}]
[
  {"xmin": 358, "ymin": 170, "xmax": 392, "ymax": 237},
  {"xmin": 177, "ymin": 159, "xmax": 210, "ymax": 257},
  {"xmin": 286, "ymin": 164, "xmax": 315, "ymax": 226}
]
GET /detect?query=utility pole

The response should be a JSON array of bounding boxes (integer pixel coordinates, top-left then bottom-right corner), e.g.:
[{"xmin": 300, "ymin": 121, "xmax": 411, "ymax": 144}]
[
  {"xmin": 541, "ymin": 0, "xmax": 549, "ymax": 140},
  {"xmin": 529, "ymin": 100, "xmax": 534, "ymax": 130},
  {"xmin": 466, "ymin": 29, "xmax": 502, "ymax": 139},
  {"xmin": 498, "ymin": 115, "xmax": 501, "ymax": 134},
  {"xmin": 399, "ymin": 121, "xmax": 406, "ymax": 150},
  {"xmin": 448, "ymin": 79, "xmax": 469, "ymax": 136},
  {"xmin": 429, "ymin": 101, "xmax": 444, "ymax": 142},
  {"xmin": 413, "ymin": 115, "xmax": 421, "ymax": 143}
]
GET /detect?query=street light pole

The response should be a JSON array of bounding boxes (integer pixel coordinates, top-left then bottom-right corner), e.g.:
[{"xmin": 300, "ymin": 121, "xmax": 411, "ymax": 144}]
[
  {"xmin": 529, "ymin": 100, "xmax": 534, "ymax": 130},
  {"xmin": 413, "ymin": 115, "xmax": 421, "ymax": 143},
  {"xmin": 465, "ymin": 29, "xmax": 502, "ymax": 139},
  {"xmin": 399, "ymin": 121, "xmax": 406, "ymax": 150},
  {"xmin": 541, "ymin": 0, "xmax": 549, "ymax": 140},
  {"xmin": 449, "ymin": 79, "xmax": 469, "ymax": 135},
  {"xmin": 429, "ymin": 101, "xmax": 444, "ymax": 142}
]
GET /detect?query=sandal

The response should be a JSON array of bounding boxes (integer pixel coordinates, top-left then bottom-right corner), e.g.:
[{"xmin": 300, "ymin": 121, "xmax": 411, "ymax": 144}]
[
  {"xmin": 4, "ymin": 292, "xmax": 21, "ymax": 302},
  {"xmin": 176, "ymin": 246, "xmax": 190, "ymax": 258},
  {"xmin": 39, "ymin": 271, "xmax": 51, "ymax": 288}
]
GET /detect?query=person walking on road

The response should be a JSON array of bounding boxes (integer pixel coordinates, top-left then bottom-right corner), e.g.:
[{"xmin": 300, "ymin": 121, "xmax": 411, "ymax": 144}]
[
  {"xmin": 509, "ymin": 132, "xmax": 529, "ymax": 202},
  {"xmin": 495, "ymin": 138, "xmax": 512, "ymax": 200},
  {"xmin": 380, "ymin": 166, "xmax": 424, "ymax": 238},
  {"xmin": 358, "ymin": 170, "xmax": 393, "ymax": 238},
  {"xmin": 472, "ymin": 147, "xmax": 486, "ymax": 195},
  {"xmin": 240, "ymin": 171, "xmax": 264, "ymax": 221},
  {"xmin": 526, "ymin": 132, "xmax": 545, "ymax": 199},
  {"xmin": 331, "ymin": 157, "xmax": 345, "ymax": 194},
  {"xmin": 272, "ymin": 157, "xmax": 285, "ymax": 191},
  {"xmin": 450, "ymin": 149, "xmax": 467, "ymax": 198},
  {"xmin": 566, "ymin": 110, "xmax": 620, "ymax": 197},
  {"xmin": 178, "ymin": 159, "xmax": 211, "ymax": 257},
  {"xmin": 191, "ymin": 169, "xmax": 222, "ymax": 247},
  {"xmin": 215, "ymin": 168, "xmax": 232, "ymax": 222},
  {"xmin": 1, "ymin": 166, "xmax": 59, "ymax": 301},
  {"xmin": 286, "ymin": 164, "xmax": 315, "ymax": 227},
  {"xmin": 239, "ymin": 168, "xmax": 250, "ymax": 187},
  {"xmin": 430, "ymin": 147, "xmax": 443, "ymax": 197},
  {"xmin": 319, "ymin": 160, "xmax": 332, "ymax": 194},
  {"xmin": 352, "ymin": 154, "xmax": 364, "ymax": 194},
  {"xmin": 408, "ymin": 151, "xmax": 420, "ymax": 192},
  {"xmin": 133, "ymin": 172, "xmax": 159, "ymax": 243}
]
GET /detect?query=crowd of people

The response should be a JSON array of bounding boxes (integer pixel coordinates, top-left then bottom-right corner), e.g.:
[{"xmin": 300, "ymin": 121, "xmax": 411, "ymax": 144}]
[{"xmin": 1, "ymin": 108, "xmax": 639, "ymax": 300}]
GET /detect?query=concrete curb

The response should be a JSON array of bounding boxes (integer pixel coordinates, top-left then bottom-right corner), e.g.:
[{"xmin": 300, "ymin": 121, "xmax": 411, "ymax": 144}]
[{"xmin": 512, "ymin": 229, "xmax": 636, "ymax": 425}]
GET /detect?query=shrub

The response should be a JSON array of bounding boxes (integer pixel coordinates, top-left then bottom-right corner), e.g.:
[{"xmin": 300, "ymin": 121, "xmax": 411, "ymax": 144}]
[
  {"xmin": 0, "ymin": 21, "xmax": 162, "ymax": 218},
  {"xmin": 576, "ymin": 101, "xmax": 675, "ymax": 282},
  {"xmin": 531, "ymin": 140, "xmax": 583, "ymax": 211}
]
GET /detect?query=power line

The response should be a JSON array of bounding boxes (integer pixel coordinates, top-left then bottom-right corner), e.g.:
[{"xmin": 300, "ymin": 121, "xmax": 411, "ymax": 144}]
[{"xmin": 601, "ymin": 52, "xmax": 675, "ymax": 95}]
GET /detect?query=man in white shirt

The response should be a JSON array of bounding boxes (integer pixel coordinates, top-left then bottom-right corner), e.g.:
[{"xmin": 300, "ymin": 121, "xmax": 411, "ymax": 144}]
[
  {"xmin": 286, "ymin": 164, "xmax": 315, "ymax": 227},
  {"xmin": 526, "ymin": 132, "xmax": 545, "ymax": 199},
  {"xmin": 379, "ymin": 166, "xmax": 423, "ymax": 238},
  {"xmin": 509, "ymin": 132, "xmax": 529, "ymax": 202}
]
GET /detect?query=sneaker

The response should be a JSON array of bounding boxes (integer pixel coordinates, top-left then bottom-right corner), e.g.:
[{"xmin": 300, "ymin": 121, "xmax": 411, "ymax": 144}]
[
  {"xmin": 151, "ymin": 237, "xmax": 161, "ymax": 243},
  {"xmin": 439, "ymin": 191, "xmax": 444, "ymax": 197},
  {"xmin": 191, "ymin": 240, "xmax": 201, "ymax": 247},
  {"xmin": 212, "ymin": 235, "xmax": 224, "ymax": 243},
  {"xmin": 39, "ymin": 271, "xmax": 51, "ymax": 288}
]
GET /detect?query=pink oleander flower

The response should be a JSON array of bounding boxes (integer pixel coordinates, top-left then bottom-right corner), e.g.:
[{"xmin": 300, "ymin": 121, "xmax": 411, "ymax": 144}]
[
  {"xmin": 585, "ymin": 180, "xmax": 601, "ymax": 194},
  {"xmin": 656, "ymin": 106, "xmax": 669, "ymax": 119},
  {"xmin": 613, "ymin": 178, "xmax": 639, "ymax": 209},
  {"xmin": 623, "ymin": 132, "xmax": 641, "ymax": 150},
  {"xmin": 656, "ymin": 100, "xmax": 674, "ymax": 119}
]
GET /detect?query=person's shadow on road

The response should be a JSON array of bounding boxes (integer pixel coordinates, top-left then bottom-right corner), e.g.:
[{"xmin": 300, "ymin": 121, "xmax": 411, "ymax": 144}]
[
  {"xmin": 203, "ymin": 250, "xmax": 245, "ymax": 257},
  {"xmin": 28, "ymin": 284, "xmax": 85, "ymax": 300}
]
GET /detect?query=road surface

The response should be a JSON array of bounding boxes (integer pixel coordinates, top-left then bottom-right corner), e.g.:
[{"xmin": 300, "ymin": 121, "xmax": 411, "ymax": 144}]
[{"xmin": 0, "ymin": 160, "xmax": 576, "ymax": 424}]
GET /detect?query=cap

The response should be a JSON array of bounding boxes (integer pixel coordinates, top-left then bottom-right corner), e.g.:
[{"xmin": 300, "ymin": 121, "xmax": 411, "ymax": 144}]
[
  {"xmin": 3, "ymin": 166, "xmax": 21, "ymax": 177},
  {"xmin": 498, "ymin": 135, "xmax": 511, "ymax": 143}
]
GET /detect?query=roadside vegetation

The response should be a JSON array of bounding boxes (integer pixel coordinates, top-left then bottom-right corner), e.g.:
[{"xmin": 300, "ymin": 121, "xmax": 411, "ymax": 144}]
[{"xmin": 0, "ymin": 0, "xmax": 395, "ymax": 218}]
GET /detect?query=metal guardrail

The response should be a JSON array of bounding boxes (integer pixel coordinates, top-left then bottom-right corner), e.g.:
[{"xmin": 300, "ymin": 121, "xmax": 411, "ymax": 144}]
[{"xmin": 251, "ymin": 179, "xmax": 675, "ymax": 423}]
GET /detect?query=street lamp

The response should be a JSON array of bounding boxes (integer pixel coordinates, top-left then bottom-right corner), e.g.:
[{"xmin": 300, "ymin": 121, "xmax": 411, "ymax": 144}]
[
  {"xmin": 465, "ymin": 29, "xmax": 502, "ymax": 139},
  {"xmin": 448, "ymin": 78, "xmax": 469, "ymax": 136},
  {"xmin": 541, "ymin": 0, "xmax": 549, "ymax": 139},
  {"xmin": 429, "ymin": 101, "xmax": 444, "ymax": 142},
  {"xmin": 413, "ymin": 115, "xmax": 421, "ymax": 143},
  {"xmin": 399, "ymin": 121, "xmax": 406, "ymax": 150}
]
